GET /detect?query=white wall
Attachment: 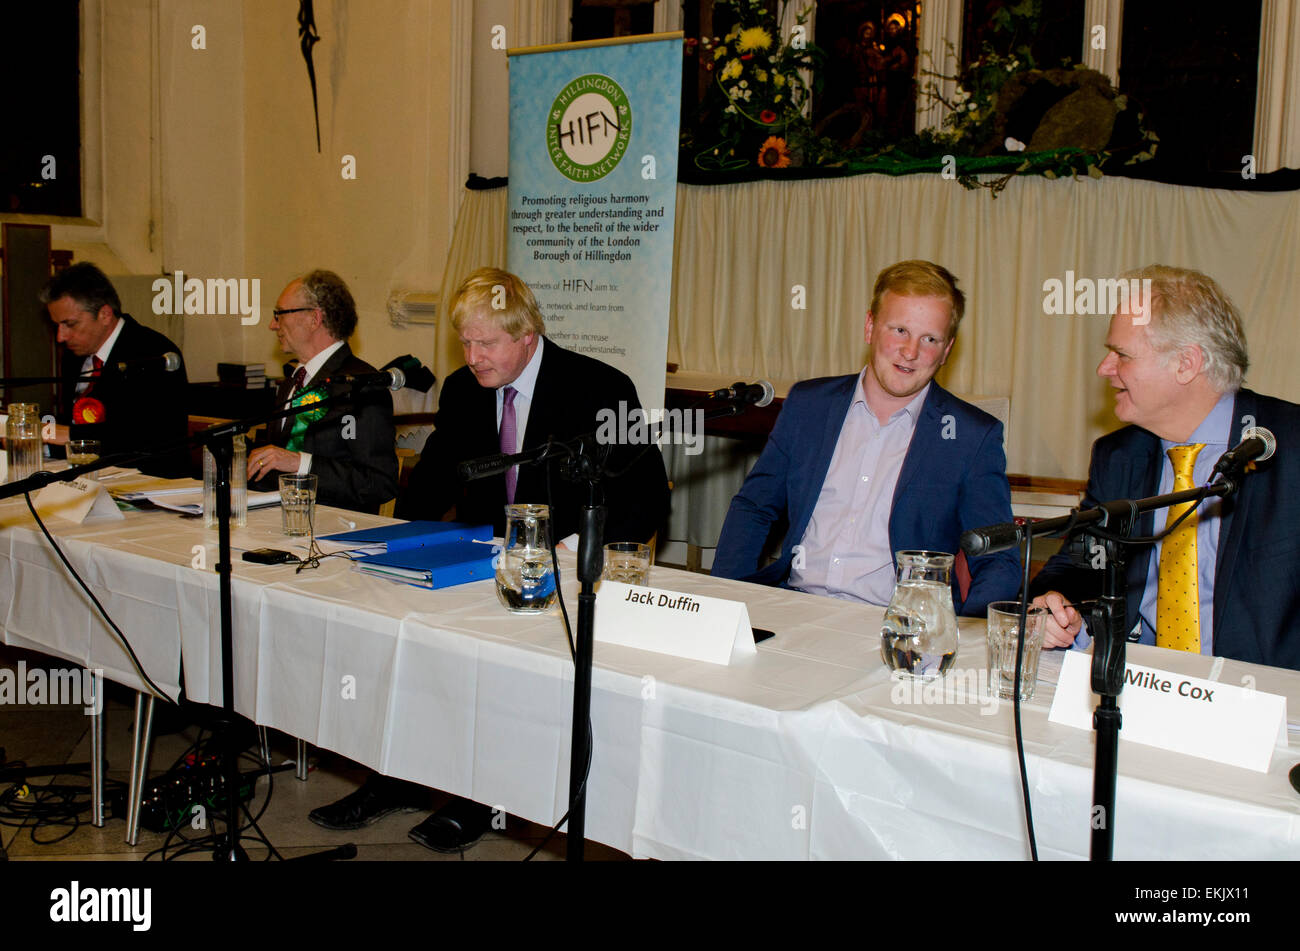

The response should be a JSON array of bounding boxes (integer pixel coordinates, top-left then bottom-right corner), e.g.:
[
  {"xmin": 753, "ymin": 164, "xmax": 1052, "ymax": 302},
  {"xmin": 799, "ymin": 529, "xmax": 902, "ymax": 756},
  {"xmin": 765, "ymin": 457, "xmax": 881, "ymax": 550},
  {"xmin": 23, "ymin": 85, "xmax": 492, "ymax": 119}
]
[{"xmin": 29, "ymin": 0, "xmax": 458, "ymax": 384}]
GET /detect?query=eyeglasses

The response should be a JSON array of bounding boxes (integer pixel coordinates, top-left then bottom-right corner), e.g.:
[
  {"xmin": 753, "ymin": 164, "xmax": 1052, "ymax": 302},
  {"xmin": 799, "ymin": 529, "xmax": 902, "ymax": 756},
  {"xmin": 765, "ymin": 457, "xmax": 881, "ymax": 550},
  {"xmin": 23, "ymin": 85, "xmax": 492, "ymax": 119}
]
[{"xmin": 272, "ymin": 307, "xmax": 316, "ymax": 318}]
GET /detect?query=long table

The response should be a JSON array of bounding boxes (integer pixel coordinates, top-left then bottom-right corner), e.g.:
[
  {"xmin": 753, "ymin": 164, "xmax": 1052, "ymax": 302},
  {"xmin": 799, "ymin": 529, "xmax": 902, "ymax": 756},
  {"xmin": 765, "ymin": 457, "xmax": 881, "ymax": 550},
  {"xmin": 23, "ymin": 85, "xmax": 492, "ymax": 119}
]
[{"xmin": 2, "ymin": 494, "xmax": 1297, "ymax": 859}]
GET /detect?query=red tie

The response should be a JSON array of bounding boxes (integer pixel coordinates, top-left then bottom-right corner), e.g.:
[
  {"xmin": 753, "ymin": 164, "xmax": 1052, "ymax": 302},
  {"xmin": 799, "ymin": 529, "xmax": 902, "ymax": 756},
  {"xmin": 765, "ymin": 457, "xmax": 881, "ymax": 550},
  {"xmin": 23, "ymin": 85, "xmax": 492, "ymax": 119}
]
[
  {"xmin": 282, "ymin": 367, "xmax": 307, "ymax": 435},
  {"xmin": 84, "ymin": 356, "xmax": 104, "ymax": 395}
]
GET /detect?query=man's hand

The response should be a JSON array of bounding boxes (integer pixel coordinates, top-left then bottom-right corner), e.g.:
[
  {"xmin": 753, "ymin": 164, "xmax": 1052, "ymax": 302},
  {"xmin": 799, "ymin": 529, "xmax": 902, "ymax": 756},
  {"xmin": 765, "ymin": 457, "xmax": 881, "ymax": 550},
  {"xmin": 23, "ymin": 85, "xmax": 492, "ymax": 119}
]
[
  {"xmin": 44, "ymin": 424, "xmax": 71, "ymax": 446},
  {"xmin": 1031, "ymin": 590, "xmax": 1083, "ymax": 648},
  {"xmin": 248, "ymin": 446, "xmax": 301, "ymax": 481}
]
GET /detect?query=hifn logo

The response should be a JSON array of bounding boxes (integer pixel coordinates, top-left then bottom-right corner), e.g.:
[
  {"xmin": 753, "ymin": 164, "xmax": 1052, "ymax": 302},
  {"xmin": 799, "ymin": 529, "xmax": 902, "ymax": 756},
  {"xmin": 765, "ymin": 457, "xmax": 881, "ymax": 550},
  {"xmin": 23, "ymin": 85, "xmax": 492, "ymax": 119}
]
[{"xmin": 548, "ymin": 74, "xmax": 631, "ymax": 183}]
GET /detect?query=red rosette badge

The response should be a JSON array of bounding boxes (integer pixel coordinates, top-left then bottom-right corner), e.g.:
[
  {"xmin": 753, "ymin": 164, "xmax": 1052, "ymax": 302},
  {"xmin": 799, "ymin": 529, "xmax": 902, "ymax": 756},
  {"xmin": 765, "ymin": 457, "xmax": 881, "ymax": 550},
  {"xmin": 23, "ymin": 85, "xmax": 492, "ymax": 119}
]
[{"xmin": 73, "ymin": 397, "xmax": 106, "ymax": 424}]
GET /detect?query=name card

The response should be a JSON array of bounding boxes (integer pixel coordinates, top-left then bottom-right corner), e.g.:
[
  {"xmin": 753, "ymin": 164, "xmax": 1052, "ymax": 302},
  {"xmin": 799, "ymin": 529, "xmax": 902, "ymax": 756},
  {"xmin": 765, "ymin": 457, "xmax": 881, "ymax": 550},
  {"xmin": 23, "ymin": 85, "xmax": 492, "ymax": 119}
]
[
  {"xmin": 594, "ymin": 581, "xmax": 758, "ymax": 666},
  {"xmin": 1048, "ymin": 651, "xmax": 1288, "ymax": 772},
  {"xmin": 34, "ymin": 478, "xmax": 124, "ymax": 524}
]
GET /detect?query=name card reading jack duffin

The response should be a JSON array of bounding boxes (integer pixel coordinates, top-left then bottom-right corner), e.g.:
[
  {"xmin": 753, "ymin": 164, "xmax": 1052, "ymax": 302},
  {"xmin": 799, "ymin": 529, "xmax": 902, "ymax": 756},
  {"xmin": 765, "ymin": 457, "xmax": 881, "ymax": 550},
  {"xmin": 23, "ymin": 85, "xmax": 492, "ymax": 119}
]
[{"xmin": 594, "ymin": 581, "xmax": 758, "ymax": 666}]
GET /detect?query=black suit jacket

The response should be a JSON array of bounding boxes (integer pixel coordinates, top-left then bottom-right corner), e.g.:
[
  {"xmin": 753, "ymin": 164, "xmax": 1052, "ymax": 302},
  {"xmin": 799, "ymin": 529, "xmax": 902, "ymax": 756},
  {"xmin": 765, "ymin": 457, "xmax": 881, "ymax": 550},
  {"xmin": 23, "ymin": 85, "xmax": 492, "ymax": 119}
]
[
  {"xmin": 59, "ymin": 313, "xmax": 190, "ymax": 477},
  {"xmin": 1030, "ymin": 389, "xmax": 1300, "ymax": 670},
  {"xmin": 254, "ymin": 343, "xmax": 398, "ymax": 514},
  {"xmin": 399, "ymin": 337, "xmax": 670, "ymax": 543}
]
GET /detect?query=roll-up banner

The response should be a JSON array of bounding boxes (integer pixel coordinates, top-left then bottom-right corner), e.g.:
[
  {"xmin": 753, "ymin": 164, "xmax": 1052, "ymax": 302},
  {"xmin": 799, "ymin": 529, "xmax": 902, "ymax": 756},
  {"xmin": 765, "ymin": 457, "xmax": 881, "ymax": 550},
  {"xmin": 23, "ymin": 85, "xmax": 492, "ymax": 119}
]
[{"xmin": 507, "ymin": 33, "xmax": 683, "ymax": 417}]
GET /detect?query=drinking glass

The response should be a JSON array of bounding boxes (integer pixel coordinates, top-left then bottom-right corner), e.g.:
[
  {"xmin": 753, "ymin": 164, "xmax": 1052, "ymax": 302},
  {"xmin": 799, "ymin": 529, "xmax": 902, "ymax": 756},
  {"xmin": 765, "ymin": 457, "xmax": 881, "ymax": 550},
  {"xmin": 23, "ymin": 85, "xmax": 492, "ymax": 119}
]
[
  {"xmin": 986, "ymin": 601, "xmax": 1048, "ymax": 701},
  {"xmin": 602, "ymin": 542, "xmax": 650, "ymax": 585},
  {"xmin": 278, "ymin": 472, "xmax": 317, "ymax": 537}
]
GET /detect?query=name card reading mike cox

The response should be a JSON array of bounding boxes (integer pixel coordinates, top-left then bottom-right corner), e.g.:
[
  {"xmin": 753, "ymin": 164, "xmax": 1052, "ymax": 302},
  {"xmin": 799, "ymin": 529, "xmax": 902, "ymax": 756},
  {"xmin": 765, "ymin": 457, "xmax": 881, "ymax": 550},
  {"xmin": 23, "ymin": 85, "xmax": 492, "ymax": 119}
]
[
  {"xmin": 1048, "ymin": 651, "xmax": 1288, "ymax": 772},
  {"xmin": 594, "ymin": 581, "xmax": 758, "ymax": 666}
]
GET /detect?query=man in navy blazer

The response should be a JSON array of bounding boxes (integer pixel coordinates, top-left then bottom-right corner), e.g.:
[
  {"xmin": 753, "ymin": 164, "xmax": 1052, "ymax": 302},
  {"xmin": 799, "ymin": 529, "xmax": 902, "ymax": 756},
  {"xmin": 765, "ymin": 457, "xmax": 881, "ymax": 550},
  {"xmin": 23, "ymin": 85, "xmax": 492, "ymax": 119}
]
[
  {"xmin": 1031, "ymin": 266, "xmax": 1300, "ymax": 670},
  {"xmin": 713, "ymin": 260, "xmax": 1020, "ymax": 617}
]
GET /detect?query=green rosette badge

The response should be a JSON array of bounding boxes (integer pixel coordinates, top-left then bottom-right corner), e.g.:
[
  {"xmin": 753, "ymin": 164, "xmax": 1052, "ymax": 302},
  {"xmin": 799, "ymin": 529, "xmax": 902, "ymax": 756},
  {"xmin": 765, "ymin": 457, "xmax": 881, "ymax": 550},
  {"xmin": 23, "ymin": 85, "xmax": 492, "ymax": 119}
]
[
  {"xmin": 547, "ymin": 74, "xmax": 632, "ymax": 182},
  {"xmin": 285, "ymin": 387, "xmax": 328, "ymax": 452}
]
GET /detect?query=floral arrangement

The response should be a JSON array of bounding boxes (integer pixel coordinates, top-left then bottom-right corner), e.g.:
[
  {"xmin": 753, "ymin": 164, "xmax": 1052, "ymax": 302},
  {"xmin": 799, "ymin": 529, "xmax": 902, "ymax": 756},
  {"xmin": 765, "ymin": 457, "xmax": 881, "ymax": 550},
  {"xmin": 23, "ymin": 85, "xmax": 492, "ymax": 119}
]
[
  {"xmin": 681, "ymin": 0, "xmax": 1157, "ymax": 190},
  {"xmin": 686, "ymin": 0, "xmax": 821, "ymax": 170},
  {"xmin": 917, "ymin": 0, "xmax": 1158, "ymax": 188}
]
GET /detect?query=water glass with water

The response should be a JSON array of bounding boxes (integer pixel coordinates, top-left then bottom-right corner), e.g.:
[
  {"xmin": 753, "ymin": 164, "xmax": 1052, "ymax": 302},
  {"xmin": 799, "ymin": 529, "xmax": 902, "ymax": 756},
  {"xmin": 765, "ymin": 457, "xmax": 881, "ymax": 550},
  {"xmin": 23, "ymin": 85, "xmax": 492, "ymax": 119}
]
[
  {"xmin": 602, "ymin": 542, "xmax": 650, "ymax": 585},
  {"xmin": 6, "ymin": 403, "xmax": 43, "ymax": 483},
  {"xmin": 986, "ymin": 601, "xmax": 1048, "ymax": 701},
  {"xmin": 202, "ymin": 435, "xmax": 247, "ymax": 528},
  {"xmin": 279, "ymin": 472, "xmax": 317, "ymax": 537}
]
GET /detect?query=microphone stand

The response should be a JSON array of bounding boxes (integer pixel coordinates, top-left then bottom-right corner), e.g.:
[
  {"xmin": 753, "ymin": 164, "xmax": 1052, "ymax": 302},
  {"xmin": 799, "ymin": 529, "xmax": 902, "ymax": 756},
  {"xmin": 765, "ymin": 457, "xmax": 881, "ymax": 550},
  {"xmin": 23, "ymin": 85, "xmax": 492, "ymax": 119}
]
[
  {"xmin": 962, "ymin": 474, "xmax": 1247, "ymax": 859},
  {"xmin": 2, "ymin": 382, "xmax": 384, "ymax": 860},
  {"xmin": 461, "ymin": 397, "xmax": 757, "ymax": 860}
]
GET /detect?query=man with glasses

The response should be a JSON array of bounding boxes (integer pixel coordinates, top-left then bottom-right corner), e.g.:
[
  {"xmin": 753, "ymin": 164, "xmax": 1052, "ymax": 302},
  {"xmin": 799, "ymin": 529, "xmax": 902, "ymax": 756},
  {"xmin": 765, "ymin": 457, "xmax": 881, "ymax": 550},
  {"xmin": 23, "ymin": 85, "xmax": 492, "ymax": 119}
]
[
  {"xmin": 41, "ymin": 262, "xmax": 190, "ymax": 477},
  {"xmin": 247, "ymin": 270, "xmax": 397, "ymax": 513}
]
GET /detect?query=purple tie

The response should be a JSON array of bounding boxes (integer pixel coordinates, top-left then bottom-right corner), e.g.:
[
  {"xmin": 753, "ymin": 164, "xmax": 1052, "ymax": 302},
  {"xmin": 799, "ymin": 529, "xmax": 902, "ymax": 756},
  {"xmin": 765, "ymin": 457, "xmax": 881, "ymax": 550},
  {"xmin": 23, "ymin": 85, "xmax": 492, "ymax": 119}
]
[{"xmin": 500, "ymin": 385, "xmax": 518, "ymax": 503}]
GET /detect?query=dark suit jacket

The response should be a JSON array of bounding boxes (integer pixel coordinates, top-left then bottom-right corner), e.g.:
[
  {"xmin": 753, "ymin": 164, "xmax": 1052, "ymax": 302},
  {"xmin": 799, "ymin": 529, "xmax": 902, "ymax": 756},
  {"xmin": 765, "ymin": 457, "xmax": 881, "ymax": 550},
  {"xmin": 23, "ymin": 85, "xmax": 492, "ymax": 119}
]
[
  {"xmin": 254, "ymin": 343, "xmax": 398, "ymax": 514},
  {"xmin": 1030, "ymin": 388, "xmax": 1300, "ymax": 670},
  {"xmin": 59, "ymin": 313, "xmax": 190, "ymax": 477},
  {"xmin": 711, "ymin": 376, "xmax": 1021, "ymax": 617},
  {"xmin": 399, "ymin": 337, "xmax": 670, "ymax": 543}
]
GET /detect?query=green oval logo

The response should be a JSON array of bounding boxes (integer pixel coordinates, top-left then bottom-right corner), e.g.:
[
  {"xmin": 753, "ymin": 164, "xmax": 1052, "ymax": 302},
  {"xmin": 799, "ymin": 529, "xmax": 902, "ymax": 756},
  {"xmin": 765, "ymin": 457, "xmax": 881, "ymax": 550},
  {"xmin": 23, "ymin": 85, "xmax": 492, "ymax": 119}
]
[{"xmin": 547, "ymin": 74, "xmax": 631, "ymax": 182}]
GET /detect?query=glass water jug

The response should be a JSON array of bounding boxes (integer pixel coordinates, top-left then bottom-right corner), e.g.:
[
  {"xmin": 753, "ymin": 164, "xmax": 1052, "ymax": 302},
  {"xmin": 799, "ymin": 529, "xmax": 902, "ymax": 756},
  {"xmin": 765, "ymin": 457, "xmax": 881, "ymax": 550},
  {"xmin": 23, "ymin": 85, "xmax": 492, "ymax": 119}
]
[
  {"xmin": 879, "ymin": 550, "xmax": 959, "ymax": 680},
  {"xmin": 494, "ymin": 503, "xmax": 557, "ymax": 614}
]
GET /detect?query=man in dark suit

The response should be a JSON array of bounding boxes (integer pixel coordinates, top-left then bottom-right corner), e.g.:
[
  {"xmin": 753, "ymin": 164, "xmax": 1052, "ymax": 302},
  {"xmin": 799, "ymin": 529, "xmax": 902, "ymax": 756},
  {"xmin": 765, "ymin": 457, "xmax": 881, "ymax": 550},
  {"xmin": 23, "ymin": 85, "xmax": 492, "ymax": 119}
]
[
  {"xmin": 397, "ymin": 282, "xmax": 668, "ymax": 543},
  {"xmin": 247, "ymin": 270, "xmax": 397, "ymax": 514},
  {"xmin": 42, "ymin": 262, "xmax": 190, "ymax": 477},
  {"xmin": 1031, "ymin": 265, "xmax": 1300, "ymax": 670},
  {"xmin": 308, "ymin": 267, "xmax": 669, "ymax": 849},
  {"xmin": 712, "ymin": 260, "xmax": 1020, "ymax": 617}
]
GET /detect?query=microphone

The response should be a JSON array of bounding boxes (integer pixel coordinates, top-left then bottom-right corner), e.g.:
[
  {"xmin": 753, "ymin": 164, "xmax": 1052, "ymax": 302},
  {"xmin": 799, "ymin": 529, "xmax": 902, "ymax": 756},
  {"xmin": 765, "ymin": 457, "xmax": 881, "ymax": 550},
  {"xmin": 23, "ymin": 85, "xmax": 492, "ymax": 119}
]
[
  {"xmin": 312, "ymin": 367, "xmax": 408, "ymax": 392},
  {"xmin": 459, "ymin": 455, "xmax": 513, "ymax": 481},
  {"xmin": 1211, "ymin": 426, "xmax": 1276, "ymax": 478},
  {"xmin": 960, "ymin": 521, "xmax": 1025, "ymax": 557},
  {"xmin": 111, "ymin": 352, "xmax": 182, "ymax": 374},
  {"xmin": 707, "ymin": 380, "xmax": 775, "ymax": 407},
  {"xmin": 383, "ymin": 354, "xmax": 435, "ymax": 393}
]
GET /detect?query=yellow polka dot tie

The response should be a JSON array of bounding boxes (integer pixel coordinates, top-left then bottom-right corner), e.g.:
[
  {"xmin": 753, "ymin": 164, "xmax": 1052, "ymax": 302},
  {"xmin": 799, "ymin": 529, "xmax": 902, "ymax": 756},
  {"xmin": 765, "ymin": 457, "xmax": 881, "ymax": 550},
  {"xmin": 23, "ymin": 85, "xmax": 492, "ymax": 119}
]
[{"xmin": 1156, "ymin": 444, "xmax": 1205, "ymax": 653}]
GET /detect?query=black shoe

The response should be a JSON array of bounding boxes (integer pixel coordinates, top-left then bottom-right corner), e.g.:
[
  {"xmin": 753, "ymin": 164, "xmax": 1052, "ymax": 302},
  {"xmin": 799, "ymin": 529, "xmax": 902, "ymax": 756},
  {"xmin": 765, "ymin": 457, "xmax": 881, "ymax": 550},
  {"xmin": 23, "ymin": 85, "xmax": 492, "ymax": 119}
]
[
  {"xmin": 407, "ymin": 798, "xmax": 493, "ymax": 853},
  {"xmin": 309, "ymin": 776, "xmax": 427, "ymax": 831}
]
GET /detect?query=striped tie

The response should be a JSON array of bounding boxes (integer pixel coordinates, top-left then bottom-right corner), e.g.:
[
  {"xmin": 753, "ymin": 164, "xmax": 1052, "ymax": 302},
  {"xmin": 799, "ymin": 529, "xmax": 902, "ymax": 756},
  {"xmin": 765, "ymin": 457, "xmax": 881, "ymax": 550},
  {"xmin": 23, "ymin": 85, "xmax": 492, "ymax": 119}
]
[{"xmin": 1156, "ymin": 444, "xmax": 1205, "ymax": 653}]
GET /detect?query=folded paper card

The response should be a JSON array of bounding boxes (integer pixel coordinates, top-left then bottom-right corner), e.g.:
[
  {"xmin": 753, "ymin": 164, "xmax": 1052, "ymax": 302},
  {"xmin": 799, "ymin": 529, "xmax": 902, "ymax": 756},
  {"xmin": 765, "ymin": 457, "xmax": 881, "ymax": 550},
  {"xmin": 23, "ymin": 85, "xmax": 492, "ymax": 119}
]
[
  {"xmin": 594, "ymin": 581, "xmax": 757, "ymax": 666},
  {"xmin": 353, "ymin": 540, "xmax": 497, "ymax": 589},
  {"xmin": 34, "ymin": 478, "xmax": 125, "ymax": 524},
  {"xmin": 1048, "ymin": 650, "xmax": 1288, "ymax": 772}
]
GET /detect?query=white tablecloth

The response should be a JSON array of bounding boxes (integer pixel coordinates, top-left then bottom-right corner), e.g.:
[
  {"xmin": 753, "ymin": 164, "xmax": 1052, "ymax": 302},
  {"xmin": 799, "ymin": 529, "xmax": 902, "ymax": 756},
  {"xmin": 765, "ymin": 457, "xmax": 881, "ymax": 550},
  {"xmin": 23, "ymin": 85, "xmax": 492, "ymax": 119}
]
[{"xmin": 2, "ymin": 494, "xmax": 1297, "ymax": 860}]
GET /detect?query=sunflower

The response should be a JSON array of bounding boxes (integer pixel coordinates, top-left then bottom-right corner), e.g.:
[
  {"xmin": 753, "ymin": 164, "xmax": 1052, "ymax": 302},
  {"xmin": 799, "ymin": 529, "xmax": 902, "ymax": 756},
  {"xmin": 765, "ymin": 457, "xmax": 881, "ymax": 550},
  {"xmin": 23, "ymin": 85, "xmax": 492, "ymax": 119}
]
[
  {"xmin": 758, "ymin": 136, "xmax": 792, "ymax": 168},
  {"xmin": 736, "ymin": 26, "xmax": 773, "ymax": 53}
]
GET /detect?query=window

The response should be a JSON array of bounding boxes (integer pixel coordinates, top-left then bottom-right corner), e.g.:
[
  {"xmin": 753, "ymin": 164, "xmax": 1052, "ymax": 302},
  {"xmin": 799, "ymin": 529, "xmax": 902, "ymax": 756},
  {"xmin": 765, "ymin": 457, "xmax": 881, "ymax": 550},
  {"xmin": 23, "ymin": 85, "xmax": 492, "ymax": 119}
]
[
  {"xmin": 1, "ymin": 0, "xmax": 82, "ymax": 217},
  {"xmin": 813, "ymin": 1, "xmax": 920, "ymax": 145},
  {"xmin": 1119, "ymin": 0, "xmax": 1262, "ymax": 178},
  {"xmin": 571, "ymin": 0, "xmax": 658, "ymax": 41}
]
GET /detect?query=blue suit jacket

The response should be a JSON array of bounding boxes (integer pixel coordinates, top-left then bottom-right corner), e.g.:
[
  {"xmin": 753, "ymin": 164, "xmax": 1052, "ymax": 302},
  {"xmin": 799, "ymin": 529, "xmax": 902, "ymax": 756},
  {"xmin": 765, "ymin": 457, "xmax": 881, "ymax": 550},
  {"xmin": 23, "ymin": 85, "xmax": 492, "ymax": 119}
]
[
  {"xmin": 712, "ymin": 377, "xmax": 1021, "ymax": 616},
  {"xmin": 1030, "ymin": 389, "xmax": 1300, "ymax": 670}
]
